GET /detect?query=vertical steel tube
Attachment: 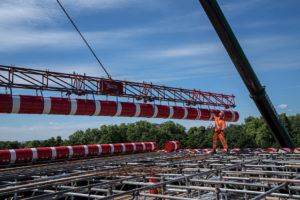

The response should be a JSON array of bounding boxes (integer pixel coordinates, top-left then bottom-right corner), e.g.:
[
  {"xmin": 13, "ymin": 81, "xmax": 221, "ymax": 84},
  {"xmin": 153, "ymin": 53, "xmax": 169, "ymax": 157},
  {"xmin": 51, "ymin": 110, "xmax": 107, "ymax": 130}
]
[{"xmin": 198, "ymin": 0, "xmax": 294, "ymax": 147}]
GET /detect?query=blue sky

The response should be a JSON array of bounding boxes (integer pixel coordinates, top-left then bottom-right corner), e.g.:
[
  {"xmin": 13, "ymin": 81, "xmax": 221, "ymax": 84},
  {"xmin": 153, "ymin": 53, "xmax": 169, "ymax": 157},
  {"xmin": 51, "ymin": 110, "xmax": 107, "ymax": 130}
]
[{"xmin": 0, "ymin": 0, "xmax": 299, "ymax": 141}]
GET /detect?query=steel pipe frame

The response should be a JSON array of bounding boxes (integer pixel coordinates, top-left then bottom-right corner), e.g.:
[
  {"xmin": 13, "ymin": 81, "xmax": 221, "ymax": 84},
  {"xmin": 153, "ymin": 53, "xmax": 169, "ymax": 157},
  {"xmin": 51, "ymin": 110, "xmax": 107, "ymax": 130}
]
[
  {"xmin": 0, "ymin": 151, "xmax": 160, "ymax": 182},
  {"xmin": 1, "ymin": 152, "xmax": 300, "ymax": 200},
  {"xmin": 0, "ymin": 153, "xmax": 197, "ymax": 198},
  {"xmin": 32, "ymin": 189, "xmax": 106, "ymax": 199},
  {"xmin": 0, "ymin": 65, "xmax": 236, "ymax": 108},
  {"xmin": 221, "ymin": 170, "xmax": 299, "ymax": 176},
  {"xmin": 167, "ymin": 179, "xmax": 300, "ymax": 192},
  {"xmin": 223, "ymin": 176, "xmax": 300, "ymax": 183},
  {"xmin": 24, "ymin": 176, "xmax": 137, "ymax": 200},
  {"xmin": 115, "ymin": 180, "xmax": 300, "ymax": 200},
  {"xmin": 0, "ymin": 153, "xmax": 166, "ymax": 195},
  {"xmin": 112, "ymin": 155, "xmax": 297, "ymax": 200},
  {"xmin": 97, "ymin": 158, "xmax": 260, "ymax": 200},
  {"xmin": 156, "ymin": 186, "xmax": 300, "ymax": 199},
  {"xmin": 140, "ymin": 192, "xmax": 198, "ymax": 200},
  {"xmin": 1, "ymin": 152, "xmax": 206, "ymax": 198},
  {"xmin": 139, "ymin": 186, "xmax": 300, "ymax": 199}
]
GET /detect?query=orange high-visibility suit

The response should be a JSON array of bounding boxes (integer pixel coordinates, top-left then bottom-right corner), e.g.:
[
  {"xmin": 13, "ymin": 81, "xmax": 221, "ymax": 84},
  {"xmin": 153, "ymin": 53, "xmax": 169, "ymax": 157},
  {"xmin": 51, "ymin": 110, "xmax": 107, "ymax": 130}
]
[{"xmin": 213, "ymin": 113, "xmax": 228, "ymax": 151}]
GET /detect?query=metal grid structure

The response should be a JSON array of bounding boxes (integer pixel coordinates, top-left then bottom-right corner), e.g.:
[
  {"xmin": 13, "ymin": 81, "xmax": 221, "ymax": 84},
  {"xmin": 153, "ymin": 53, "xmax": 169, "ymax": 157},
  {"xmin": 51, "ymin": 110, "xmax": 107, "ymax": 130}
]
[
  {"xmin": 0, "ymin": 65, "xmax": 235, "ymax": 108},
  {"xmin": 0, "ymin": 151, "xmax": 300, "ymax": 200}
]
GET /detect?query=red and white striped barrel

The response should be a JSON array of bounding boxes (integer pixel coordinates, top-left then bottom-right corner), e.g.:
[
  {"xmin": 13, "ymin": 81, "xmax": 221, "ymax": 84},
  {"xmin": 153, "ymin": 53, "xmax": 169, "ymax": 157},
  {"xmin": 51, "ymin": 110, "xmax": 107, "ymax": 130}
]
[
  {"xmin": 278, "ymin": 148, "xmax": 292, "ymax": 154},
  {"xmin": 216, "ymin": 148, "xmax": 227, "ymax": 153},
  {"xmin": 0, "ymin": 142, "xmax": 157, "ymax": 165},
  {"xmin": 0, "ymin": 94, "xmax": 239, "ymax": 122},
  {"xmin": 164, "ymin": 141, "xmax": 181, "ymax": 152},
  {"xmin": 254, "ymin": 148, "xmax": 263, "ymax": 153},
  {"xmin": 294, "ymin": 148, "xmax": 300, "ymax": 153},
  {"xmin": 230, "ymin": 148, "xmax": 241, "ymax": 154},
  {"xmin": 184, "ymin": 149, "xmax": 197, "ymax": 153},
  {"xmin": 194, "ymin": 149, "xmax": 203, "ymax": 153},
  {"xmin": 202, "ymin": 148, "xmax": 213, "ymax": 154},
  {"xmin": 261, "ymin": 148, "xmax": 278, "ymax": 153}
]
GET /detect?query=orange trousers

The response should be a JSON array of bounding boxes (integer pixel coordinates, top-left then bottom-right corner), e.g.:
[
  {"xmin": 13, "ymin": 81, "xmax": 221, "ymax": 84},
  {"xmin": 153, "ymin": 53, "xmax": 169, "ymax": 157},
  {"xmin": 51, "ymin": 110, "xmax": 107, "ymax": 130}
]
[{"xmin": 213, "ymin": 130, "xmax": 228, "ymax": 150}]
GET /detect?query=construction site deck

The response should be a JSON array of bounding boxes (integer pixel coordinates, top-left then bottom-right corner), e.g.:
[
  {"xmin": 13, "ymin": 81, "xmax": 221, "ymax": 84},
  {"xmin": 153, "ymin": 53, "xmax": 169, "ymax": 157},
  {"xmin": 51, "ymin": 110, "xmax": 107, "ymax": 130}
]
[{"xmin": 1, "ymin": 150, "xmax": 300, "ymax": 200}]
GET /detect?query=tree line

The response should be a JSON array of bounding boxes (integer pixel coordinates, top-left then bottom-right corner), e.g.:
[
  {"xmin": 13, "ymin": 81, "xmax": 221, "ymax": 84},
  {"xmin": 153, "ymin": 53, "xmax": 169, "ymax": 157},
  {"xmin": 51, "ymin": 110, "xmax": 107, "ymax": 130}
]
[{"xmin": 0, "ymin": 113, "xmax": 299, "ymax": 150}]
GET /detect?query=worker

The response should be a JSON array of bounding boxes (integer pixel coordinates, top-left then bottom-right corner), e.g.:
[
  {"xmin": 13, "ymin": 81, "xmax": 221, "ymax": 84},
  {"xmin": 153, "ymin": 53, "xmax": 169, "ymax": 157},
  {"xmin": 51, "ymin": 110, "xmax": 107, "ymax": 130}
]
[{"xmin": 212, "ymin": 111, "xmax": 228, "ymax": 152}]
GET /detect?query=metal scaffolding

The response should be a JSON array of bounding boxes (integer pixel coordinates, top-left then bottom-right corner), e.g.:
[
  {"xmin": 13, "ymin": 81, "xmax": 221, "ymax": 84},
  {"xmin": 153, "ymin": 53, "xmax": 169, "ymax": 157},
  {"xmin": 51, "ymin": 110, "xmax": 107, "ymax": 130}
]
[
  {"xmin": 0, "ymin": 151, "xmax": 299, "ymax": 200},
  {"xmin": 0, "ymin": 65, "xmax": 235, "ymax": 108}
]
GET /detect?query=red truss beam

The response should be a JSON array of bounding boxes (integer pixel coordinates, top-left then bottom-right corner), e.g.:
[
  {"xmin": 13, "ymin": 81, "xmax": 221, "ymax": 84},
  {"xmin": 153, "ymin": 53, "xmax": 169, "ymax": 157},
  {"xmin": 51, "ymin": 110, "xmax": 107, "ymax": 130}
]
[{"xmin": 0, "ymin": 65, "xmax": 235, "ymax": 108}]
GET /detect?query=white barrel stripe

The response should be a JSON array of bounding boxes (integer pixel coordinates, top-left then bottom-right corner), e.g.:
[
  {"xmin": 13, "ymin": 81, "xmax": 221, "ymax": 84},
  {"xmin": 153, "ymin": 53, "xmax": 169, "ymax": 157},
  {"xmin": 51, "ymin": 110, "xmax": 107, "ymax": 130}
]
[
  {"xmin": 270, "ymin": 148, "xmax": 277, "ymax": 152},
  {"xmin": 196, "ymin": 109, "xmax": 201, "ymax": 120},
  {"xmin": 294, "ymin": 148, "xmax": 300, "ymax": 153},
  {"xmin": 231, "ymin": 110, "xmax": 236, "ymax": 122},
  {"xmin": 208, "ymin": 111, "xmax": 214, "ymax": 121},
  {"xmin": 96, "ymin": 144, "xmax": 102, "ymax": 155},
  {"xmin": 168, "ymin": 107, "xmax": 174, "ymax": 119},
  {"xmin": 83, "ymin": 145, "xmax": 88, "ymax": 156},
  {"xmin": 93, "ymin": 101, "xmax": 101, "ymax": 116},
  {"xmin": 50, "ymin": 147, "xmax": 57, "ymax": 159},
  {"xmin": 134, "ymin": 103, "xmax": 141, "ymax": 117},
  {"xmin": 11, "ymin": 96, "xmax": 20, "ymax": 113},
  {"xmin": 43, "ymin": 97, "xmax": 51, "ymax": 114},
  {"xmin": 171, "ymin": 141, "xmax": 178, "ymax": 150},
  {"xmin": 9, "ymin": 149, "xmax": 16, "ymax": 164},
  {"xmin": 109, "ymin": 144, "xmax": 115, "ymax": 154},
  {"xmin": 69, "ymin": 99, "xmax": 77, "ymax": 115},
  {"xmin": 67, "ymin": 146, "xmax": 73, "ymax": 158},
  {"xmin": 150, "ymin": 142, "xmax": 155, "ymax": 151},
  {"xmin": 141, "ymin": 142, "xmax": 146, "ymax": 151},
  {"xmin": 31, "ymin": 148, "xmax": 38, "ymax": 161},
  {"xmin": 121, "ymin": 143, "xmax": 126, "ymax": 153},
  {"xmin": 182, "ymin": 107, "xmax": 188, "ymax": 119},
  {"xmin": 152, "ymin": 105, "xmax": 158, "ymax": 118},
  {"xmin": 114, "ymin": 102, "xmax": 122, "ymax": 116},
  {"xmin": 131, "ymin": 143, "xmax": 136, "ymax": 152},
  {"xmin": 278, "ymin": 148, "xmax": 289, "ymax": 153}
]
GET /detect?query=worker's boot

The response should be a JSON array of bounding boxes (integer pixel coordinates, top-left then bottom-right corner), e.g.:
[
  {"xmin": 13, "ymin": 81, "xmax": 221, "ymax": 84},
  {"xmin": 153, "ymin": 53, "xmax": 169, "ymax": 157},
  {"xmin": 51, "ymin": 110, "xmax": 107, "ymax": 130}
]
[
  {"xmin": 223, "ymin": 148, "xmax": 229, "ymax": 155},
  {"xmin": 212, "ymin": 149, "xmax": 217, "ymax": 154}
]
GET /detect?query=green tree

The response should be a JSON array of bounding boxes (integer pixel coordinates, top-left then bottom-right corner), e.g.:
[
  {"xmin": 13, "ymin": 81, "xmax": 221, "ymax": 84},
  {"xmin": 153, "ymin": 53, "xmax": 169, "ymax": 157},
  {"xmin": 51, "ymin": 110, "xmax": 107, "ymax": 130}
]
[
  {"xmin": 1, "ymin": 114, "xmax": 299, "ymax": 150},
  {"xmin": 185, "ymin": 126, "xmax": 210, "ymax": 148},
  {"xmin": 99, "ymin": 125, "xmax": 126, "ymax": 144},
  {"xmin": 68, "ymin": 130, "xmax": 86, "ymax": 145},
  {"xmin": 157, "ymin": 121, "xmax": 186, "ymax": 148}
]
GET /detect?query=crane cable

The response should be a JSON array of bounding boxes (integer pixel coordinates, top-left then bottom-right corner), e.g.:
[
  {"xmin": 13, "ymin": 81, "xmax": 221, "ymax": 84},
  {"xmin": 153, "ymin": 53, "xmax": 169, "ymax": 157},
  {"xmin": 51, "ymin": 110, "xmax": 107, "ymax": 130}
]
[{"xmin": 56, "ymin": 0, "xmax": 112, "ymax": 79}]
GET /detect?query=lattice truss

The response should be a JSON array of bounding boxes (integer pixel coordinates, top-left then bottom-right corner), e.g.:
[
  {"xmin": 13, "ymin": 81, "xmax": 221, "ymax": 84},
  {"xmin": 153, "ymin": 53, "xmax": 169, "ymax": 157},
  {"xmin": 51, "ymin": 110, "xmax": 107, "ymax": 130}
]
[{"xmin": 0, "ymin": 65, "xmax": 235, "ymax": 108}]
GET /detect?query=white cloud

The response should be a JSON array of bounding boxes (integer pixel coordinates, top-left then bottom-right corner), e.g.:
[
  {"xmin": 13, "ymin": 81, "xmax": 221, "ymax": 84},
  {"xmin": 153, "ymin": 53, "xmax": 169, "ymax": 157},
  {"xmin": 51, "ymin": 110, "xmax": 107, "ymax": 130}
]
[
  {"xmin": 0, "ymin": 29, "xmax": 77, "ymax": 50},
  {"xmin": 0, "ymin": 0, "xmax": 139, "ymax": 28},
  {"xmin": 0, "ymin": 0, "xmax": 58, "ymax": 28},
  {"xmin": 0, "ymin": 0, "xmax": 163, "ymax": 51},
  {"xmin": 142, "ymin": 43, "xmax": 222, "ymax": 59},
  {"xmin": 221, "ymin": 0, "xmax": 262, "ymax": 15},
  {"xmin": 62, "ymin": 0, "xmax": 140, "ymax": 10},
  {"xmin": 278, "ymin": 104, "xmax": 288, "ymax": 109},
  {"xmin": 0, "ymin": 27, "xmax": 158, "ymax": 51}
]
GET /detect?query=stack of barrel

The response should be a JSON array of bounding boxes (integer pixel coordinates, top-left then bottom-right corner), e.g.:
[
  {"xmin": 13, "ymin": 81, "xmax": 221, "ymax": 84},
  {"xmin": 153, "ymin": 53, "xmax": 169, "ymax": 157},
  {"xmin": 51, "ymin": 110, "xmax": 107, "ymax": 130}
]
[
  {"xmin": 0, "ymin": 142, "xmax": 157, "ymax": 165},
  {"xmin": 164, "ymin": 141, "xmax": 181, "ymax": 152}
]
